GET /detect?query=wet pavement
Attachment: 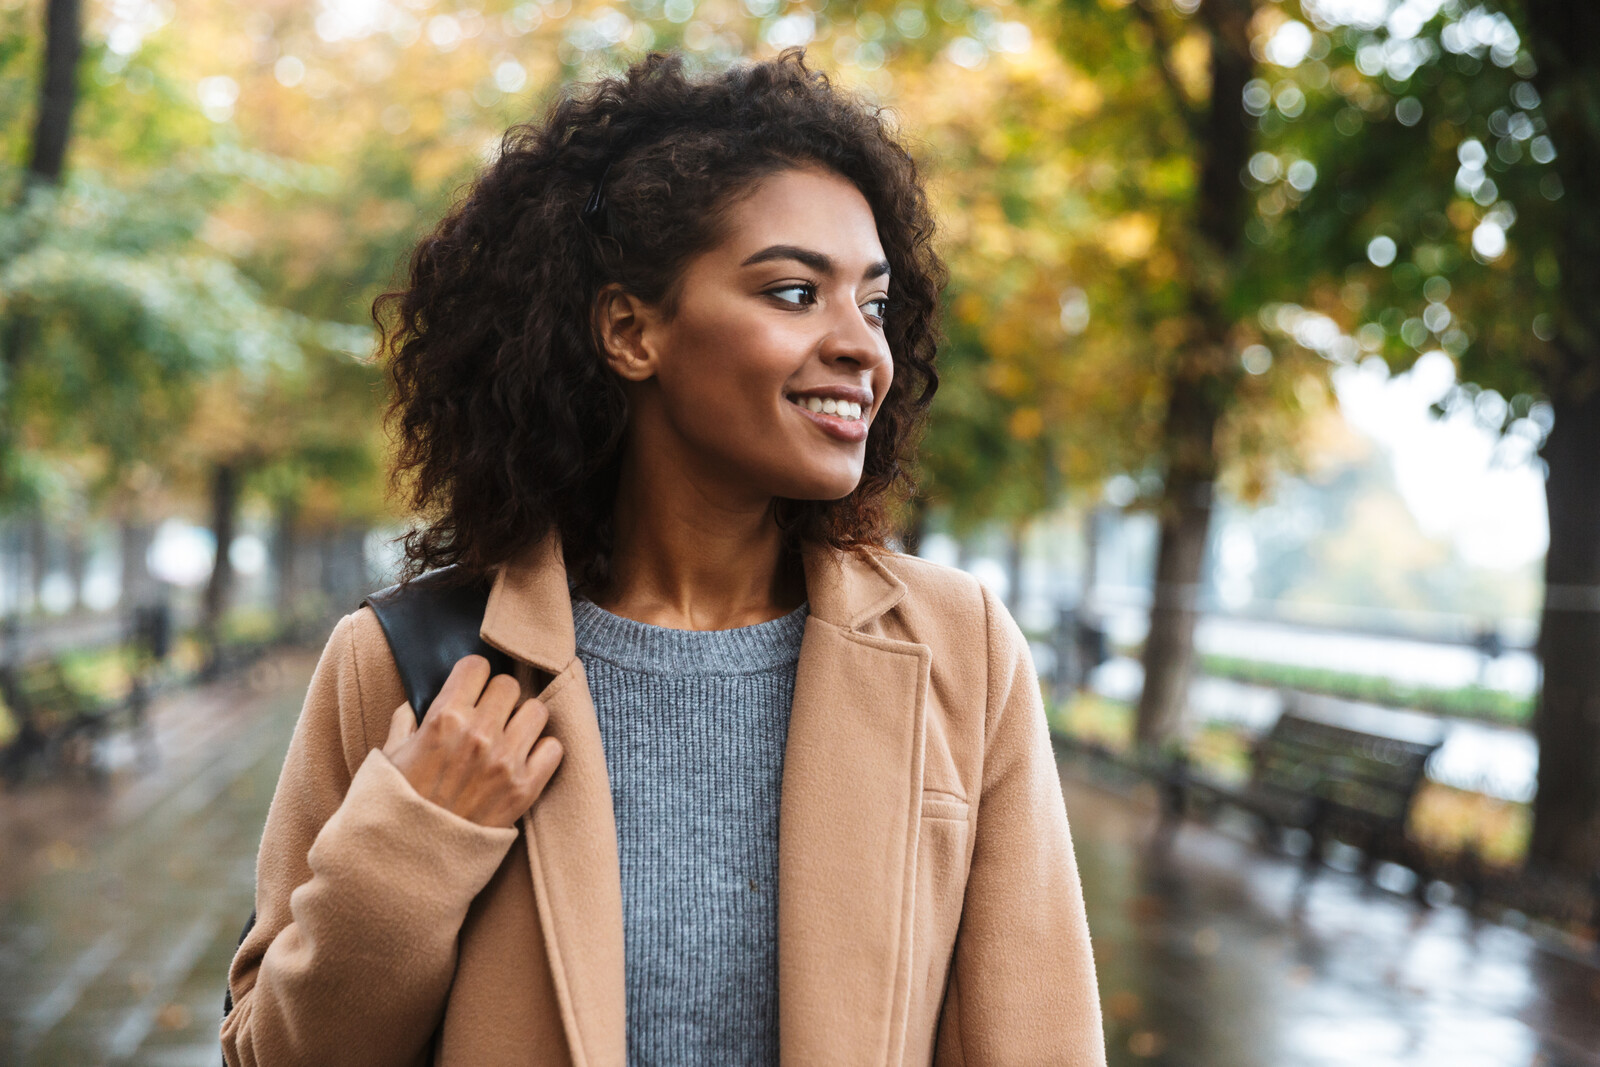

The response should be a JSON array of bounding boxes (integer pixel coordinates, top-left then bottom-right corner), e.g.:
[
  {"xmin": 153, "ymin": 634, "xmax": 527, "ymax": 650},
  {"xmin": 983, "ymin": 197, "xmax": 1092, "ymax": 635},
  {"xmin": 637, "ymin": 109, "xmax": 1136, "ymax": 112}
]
[
  {"xmin": 1, "ymin": 650, "xmax": 1596, "ymax": 1065},
  {"xmin": 1063, "ymin": 764, "xmax": 1600, "ymax": 1067}
]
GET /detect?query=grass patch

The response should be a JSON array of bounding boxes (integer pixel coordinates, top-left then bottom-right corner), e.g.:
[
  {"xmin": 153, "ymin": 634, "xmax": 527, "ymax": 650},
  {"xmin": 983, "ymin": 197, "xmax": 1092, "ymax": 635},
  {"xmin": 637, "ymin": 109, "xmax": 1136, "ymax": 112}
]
[
  {"xmin": 1049, "ymin": 692, "xmax": 1135, "ymax": 752},
  {"xmin": 54, "ymin": 645, "xmax": 140, "ymax": 705},
  {"xmin": 1200, "ymin": 654, "xmax": 1533, "ymax": 725},
  {"xmin": 1409, "ymin": 781, "xmax": 1531, "ymax": 867}
]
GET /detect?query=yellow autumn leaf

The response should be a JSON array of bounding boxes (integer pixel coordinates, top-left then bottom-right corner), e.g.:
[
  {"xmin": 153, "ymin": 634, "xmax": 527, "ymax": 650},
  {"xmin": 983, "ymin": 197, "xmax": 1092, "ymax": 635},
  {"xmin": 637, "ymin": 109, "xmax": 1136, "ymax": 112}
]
[
  {"xmin": 1064, "ymin": 75, "xmax": 1105, "ymax": 117},
  {"xmin": 986, "ymin": 362, "xmax": 1031, "ymax": 398},
  {"xmin": 1171, "ymin": 33, "xmax": 1211, "ymax": 101},
  {"xmin": 1101, "ymin": 213, "xmax": 1158, "ymax": 261},
  {"xmin": 955, "ymin": 291, "xmax": 986, "ymax": 325},
  {"xmin": 1009, "ymin": 407, "xmax": 1045, "ymax": 441}
]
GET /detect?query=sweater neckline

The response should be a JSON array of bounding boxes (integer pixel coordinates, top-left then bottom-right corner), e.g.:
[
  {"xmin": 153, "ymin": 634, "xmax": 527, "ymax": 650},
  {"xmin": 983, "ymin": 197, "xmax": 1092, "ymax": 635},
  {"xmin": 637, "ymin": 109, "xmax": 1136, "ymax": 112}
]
[{"xmin": 570, "ymin": 595, "xmax": 809, "ymax": 675}]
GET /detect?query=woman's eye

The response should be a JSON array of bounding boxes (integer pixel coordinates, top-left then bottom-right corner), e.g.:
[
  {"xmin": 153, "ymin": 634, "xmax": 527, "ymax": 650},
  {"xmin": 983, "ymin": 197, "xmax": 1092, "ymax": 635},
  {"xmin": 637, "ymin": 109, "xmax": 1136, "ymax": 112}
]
[
  {"xmin": 768, "ymin": 284, "xmax": 816, "ymax": 306},
  {"xmin": 864, "ymin": 297, "xmax": 889, "ymax": 322}
]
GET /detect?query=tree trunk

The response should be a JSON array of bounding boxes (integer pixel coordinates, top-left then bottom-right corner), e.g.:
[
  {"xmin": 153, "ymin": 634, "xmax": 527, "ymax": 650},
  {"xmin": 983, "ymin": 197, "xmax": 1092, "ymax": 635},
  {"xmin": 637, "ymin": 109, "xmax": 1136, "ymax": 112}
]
[
  {"xmin": 1, "ymin": 0, "xmax": 82, "ymax": 499},
  {"xmin": 1530, "ymin": 388, "xmax": 1600, "ymax": 877},
  {"xmin": 119, "ymin": 519, "xmax": 154, "ymax": 609},
  {"xmin": 26, "ymin": 511, "xmax": 47, "ymax": 614},
  {"xmin": 1132, "ymin": 0, "xmax": 1253, "ymax": 750},
  {"xmin": 202, "ymin": 463, "xmax": 239, "ymax": 651},
  {"xmin": 64, "ymin": 523, "xmax": 87, "ymax": 613},
  {"xmin": 272, "ymin": 498, "xmax": 299, "ymax": 634},
  {"xmin": 27, "ymin": 0, "xmax": 82, "ymax": 186},
  {"xmin": 1522, "ymin": 0, "xmax": 1600, "ymax": 879},
  {"xmin": 1135, "ymin": 382, "xmax": 1221, "ymax": 748}
]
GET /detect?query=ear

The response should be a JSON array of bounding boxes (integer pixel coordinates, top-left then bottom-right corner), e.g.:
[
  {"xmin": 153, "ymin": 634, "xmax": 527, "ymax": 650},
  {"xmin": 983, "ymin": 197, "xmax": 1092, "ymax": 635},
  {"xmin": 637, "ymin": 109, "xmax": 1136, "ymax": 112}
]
[{"xmin": 593, "ymin": 283, "xmax": 660, "ymax": 383}]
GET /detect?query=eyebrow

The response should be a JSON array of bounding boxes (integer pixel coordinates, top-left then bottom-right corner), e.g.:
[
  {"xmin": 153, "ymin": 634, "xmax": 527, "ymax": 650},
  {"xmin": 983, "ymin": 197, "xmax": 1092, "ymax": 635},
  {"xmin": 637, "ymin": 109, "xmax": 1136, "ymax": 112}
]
[{"xmin": 740, "ymin": 244, "xmax": 890, "ymax": 282}]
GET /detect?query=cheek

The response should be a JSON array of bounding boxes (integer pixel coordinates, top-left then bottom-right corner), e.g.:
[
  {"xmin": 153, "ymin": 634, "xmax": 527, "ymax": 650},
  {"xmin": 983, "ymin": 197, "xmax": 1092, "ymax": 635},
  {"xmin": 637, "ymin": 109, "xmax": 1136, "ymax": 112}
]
[{"xmin": 655, "ymin": 320, "xmax": 792, "ymax": 433}]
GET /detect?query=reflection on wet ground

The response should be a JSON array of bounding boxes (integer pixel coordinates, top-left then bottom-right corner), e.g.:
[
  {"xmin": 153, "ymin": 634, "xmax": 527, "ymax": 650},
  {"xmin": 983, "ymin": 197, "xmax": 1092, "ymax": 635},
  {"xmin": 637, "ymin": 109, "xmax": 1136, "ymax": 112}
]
[
  {"xmin": 0, "ymin": 652, "xmax": 1594, "ymax": 1065},
  {"xmin": 1063, "ymin": 763, "xmax": 1600, "ymax": 1067}
]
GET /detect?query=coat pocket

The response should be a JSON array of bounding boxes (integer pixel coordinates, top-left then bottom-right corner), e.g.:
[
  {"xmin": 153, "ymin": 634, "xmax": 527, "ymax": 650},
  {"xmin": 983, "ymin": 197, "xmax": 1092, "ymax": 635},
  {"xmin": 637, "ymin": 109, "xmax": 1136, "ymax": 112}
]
[
  {"xmin": 920, "ymin": 789, "xmax": 970, "ymax": 823},
  {"xmin": 911, "ymin": 787, "xmax": 973, "ymax": 1058}
]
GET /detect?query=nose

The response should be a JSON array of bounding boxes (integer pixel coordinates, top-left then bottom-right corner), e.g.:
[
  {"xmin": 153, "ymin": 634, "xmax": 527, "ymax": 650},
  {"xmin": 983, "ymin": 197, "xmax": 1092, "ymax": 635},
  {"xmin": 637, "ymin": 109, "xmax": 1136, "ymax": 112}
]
[{"xmin": 818, "ymin": 298, "xmax": 890, "ymax": 374}]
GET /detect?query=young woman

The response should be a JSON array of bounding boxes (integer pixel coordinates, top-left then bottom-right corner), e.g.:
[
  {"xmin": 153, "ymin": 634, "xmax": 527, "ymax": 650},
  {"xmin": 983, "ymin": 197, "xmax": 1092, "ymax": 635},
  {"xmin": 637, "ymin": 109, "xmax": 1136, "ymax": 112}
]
[{"xmin": 223, "ymin": 49, "xmax": 1105, "ymax": 1066}]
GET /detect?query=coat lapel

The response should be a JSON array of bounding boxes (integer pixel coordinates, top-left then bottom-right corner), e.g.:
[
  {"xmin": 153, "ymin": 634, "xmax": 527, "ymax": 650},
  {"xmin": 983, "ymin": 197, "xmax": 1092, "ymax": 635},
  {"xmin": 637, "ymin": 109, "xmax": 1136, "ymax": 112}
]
[
  {"xmin": 521, "ymin": 662, "xmax": 626, "ymax": 1067},
  {"xmin": 476, "ymin": 535, "xmax": 931, "ymax": 1067},
  {"xmin": 779, "ymin": 543, "xmax": 931, "ymax": 1065},
  {"xmin": 481, "ymin": 536, "xmax": 627, "ymax": 1067}
]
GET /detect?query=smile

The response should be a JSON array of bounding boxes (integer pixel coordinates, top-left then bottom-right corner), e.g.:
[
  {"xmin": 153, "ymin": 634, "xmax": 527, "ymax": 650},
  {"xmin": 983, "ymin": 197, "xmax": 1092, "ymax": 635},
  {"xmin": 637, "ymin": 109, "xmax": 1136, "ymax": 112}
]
[
  {"xmin": 786, "ymin": 394, "xmax": 863, "ymax": 421},
  {"xmin": 784, "ymin": 390, "xmax": 871, "ymax": 443}
]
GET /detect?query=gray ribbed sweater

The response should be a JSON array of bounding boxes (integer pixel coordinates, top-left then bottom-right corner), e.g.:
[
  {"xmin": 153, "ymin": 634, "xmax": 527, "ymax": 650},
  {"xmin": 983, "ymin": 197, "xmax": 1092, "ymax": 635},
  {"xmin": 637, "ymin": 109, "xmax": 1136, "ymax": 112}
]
[{"xmin": 571, "ymin": 595, "xmax": 809, "ymax": 1066}]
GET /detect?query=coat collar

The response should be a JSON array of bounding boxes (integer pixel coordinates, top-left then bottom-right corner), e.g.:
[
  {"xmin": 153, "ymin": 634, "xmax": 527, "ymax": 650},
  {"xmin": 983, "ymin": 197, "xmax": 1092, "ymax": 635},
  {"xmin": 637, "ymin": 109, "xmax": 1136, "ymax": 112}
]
[{"xmin": 479, "ymin": 530, "xmax": 907, "ymax": 666}]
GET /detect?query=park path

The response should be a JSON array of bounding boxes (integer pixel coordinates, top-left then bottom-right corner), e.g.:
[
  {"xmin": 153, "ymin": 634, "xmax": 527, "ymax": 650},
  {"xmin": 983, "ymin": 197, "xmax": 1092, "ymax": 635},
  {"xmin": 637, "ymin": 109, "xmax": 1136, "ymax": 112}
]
[
  {"xmin": 1065, "ymin": 767, "xmax": 1600, "ymax": 1067},
  {"xmin": 2, "ymin": 645, "xmax": 1597, "ymax": 1066},
  {"xmin": 0, "ymin": 651, "xmax": 313, "ymax": 1066}
]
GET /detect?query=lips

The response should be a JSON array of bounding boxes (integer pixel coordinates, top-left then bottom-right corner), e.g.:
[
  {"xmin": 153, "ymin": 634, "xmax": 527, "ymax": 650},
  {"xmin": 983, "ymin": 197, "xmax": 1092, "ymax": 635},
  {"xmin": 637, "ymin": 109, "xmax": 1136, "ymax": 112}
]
[{"xmin": 785, "ymin": 387, "xmax": 872, "ymax": 443}]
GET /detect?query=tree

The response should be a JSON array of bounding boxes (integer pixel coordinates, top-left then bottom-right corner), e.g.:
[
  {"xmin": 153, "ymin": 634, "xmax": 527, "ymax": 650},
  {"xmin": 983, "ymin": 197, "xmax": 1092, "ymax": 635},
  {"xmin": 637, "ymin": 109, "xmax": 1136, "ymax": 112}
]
[
  {"xmin": 25, "ymin": 0, "xmax": 80, "ymax": 186},
  {"xmin": 1023, "ymin": 0, "xmax": 1337, "ymax": 748},
  {"xmin": 1503, "ymin": 0, "xmax": 1598, "ymax": 877},
  {"xmin": 1126, "ymin": 0, "xmax": 1258, "ymax": 749},
  {"xmin": 1247, "ymin": 0, "xmax": 1596, "ymax": 878}
]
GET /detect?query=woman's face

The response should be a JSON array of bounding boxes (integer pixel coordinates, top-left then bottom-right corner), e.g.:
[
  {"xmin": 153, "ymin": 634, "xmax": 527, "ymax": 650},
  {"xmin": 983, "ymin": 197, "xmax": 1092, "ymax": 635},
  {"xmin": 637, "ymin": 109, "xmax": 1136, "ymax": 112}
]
[{"xmin": 601, "ymin": 166, "xmax": 894, "ymax": 504}]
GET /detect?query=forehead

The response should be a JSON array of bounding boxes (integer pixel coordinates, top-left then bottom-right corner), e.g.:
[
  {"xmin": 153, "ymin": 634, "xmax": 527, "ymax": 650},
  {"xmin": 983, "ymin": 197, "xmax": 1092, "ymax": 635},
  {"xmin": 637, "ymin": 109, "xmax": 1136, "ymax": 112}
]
[{"xmin": 713, "ymin": 166, "xmax": 885, "ymax": 266}]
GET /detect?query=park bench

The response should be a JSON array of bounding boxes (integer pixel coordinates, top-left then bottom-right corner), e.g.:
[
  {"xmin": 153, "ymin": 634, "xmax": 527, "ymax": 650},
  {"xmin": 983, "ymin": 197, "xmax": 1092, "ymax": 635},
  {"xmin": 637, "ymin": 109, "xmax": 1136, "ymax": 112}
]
[
  {"xmin": 0, "ymin": 656, "xmax": 120, "ymax": 785},
  {"xmin": 1158, "ymin": 695, "xmax": 1444, "ymax": 888}
]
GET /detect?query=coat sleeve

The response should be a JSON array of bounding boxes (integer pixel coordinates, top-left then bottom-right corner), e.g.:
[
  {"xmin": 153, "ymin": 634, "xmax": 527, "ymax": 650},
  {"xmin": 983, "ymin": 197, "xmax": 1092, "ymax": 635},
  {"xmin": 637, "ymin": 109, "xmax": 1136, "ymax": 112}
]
[
  {"xmin": 934, "ymin": 584, "xmax": 1107, "ymax": 1066},
  {"xmin": 221, "ymin": 610, "xmax": 519, "ymax": 1067}
]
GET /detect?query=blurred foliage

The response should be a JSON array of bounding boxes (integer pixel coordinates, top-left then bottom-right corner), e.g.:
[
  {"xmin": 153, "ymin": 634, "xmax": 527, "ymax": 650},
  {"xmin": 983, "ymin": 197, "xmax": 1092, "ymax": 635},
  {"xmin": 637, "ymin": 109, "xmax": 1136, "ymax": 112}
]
[
  {"xmin": 1251, "ymin": 0, "xmax": 1560, "ymax": 439},
  {"xmin": 0, "ymin": 0, "xmax": 1570, "ymax": 554},
  {"xmin": 218, "ymin": 602, "xmax": 283, "ymax": 644},
  {"xmin": 52, "ymin": 642, "xmax": 137, "ymax": 703},
  {"xmin": 1410, "ymin": 779, "xmax": 1530, "ymax": 867},
  {"xmin": 1050, "ymin": 690, "xmax": 1137, "ymax": 750}
]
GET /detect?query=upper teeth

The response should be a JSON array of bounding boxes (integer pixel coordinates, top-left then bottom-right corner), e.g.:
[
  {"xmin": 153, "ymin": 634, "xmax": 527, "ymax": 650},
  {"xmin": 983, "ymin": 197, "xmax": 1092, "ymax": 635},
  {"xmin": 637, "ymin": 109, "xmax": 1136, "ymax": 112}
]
[{"xmin": 792, "ymin": 396, "xmax": 863, "ymax": 420}]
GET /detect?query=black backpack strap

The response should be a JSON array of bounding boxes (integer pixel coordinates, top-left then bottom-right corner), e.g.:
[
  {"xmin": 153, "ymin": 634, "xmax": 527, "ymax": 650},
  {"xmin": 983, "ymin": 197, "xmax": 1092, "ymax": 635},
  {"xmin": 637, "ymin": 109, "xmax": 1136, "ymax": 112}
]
[
  {"xmin": 362, "ymin": 565, "xmax": 515, "ymax": 724},
  {"xmin": 222, "ymin": 566, "xmax": 510, "ymax": 1052}
]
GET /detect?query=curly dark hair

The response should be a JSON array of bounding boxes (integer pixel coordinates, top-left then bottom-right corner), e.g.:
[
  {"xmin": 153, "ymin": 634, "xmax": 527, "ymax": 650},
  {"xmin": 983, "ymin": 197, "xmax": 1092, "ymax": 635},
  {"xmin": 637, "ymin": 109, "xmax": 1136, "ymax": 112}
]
[{"xmin": 375, "ymin": 48, "xmax": 946, "ymax": 593}]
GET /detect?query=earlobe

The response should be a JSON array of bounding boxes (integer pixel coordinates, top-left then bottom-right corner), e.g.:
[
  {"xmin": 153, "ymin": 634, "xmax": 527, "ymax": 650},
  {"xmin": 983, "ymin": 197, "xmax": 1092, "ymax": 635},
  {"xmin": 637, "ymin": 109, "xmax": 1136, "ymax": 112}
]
[{"xmin": 594, "ymin": 284, "xmax": 658, "ymax": 382}]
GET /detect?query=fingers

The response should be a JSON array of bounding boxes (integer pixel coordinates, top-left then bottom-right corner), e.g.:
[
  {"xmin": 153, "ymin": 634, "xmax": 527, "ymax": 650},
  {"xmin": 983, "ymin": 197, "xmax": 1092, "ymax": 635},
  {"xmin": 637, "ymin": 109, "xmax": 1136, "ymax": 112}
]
[
  {"xmin": 381, "ymin": 703, "xmax": 417, "ymax": 757},
  {"xmin": 525, "ymin": 735, "xmax": 564, "ymax": 798},
  {"xmin": 476, "ymin": 672, "xmax": 524, "ymax": 728},
  {"xmin": 505, "ymin": 697, "xmax": 550, "ymax": 758},
  {"xmin": 436, "ymin": 654, "xmax": 493, "ymax": 710},
  {"xmin": 385, "ymin": 666, "xmax": 565, "ymax": 826}
]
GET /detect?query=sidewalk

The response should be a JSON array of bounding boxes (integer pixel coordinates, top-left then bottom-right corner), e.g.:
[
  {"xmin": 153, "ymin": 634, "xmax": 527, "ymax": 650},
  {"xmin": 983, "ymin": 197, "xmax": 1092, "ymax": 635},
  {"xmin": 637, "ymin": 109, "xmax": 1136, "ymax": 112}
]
[
  {"xmin": 0, "ymin": 648, "xmax": 317, "ymax": 1066},
  {"xmin": 1061, "ymin": 761, "xmax": 1600, "ymax": 1067}
]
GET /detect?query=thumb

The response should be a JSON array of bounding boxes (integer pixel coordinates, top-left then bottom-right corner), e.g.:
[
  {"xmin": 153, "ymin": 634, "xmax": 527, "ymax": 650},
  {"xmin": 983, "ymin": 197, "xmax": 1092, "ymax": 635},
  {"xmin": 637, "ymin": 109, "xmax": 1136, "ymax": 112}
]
[{"xmin": 382, "ymin": 703, "xmax": 418, "ymax": 757}]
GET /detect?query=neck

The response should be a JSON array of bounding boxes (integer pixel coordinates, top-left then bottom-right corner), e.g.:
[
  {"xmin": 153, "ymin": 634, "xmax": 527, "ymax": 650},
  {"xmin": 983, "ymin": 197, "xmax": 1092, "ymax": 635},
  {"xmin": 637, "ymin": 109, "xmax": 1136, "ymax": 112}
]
[{"xmin": 592, "ymin": 439, "xmax": 806, "ymax": 631}]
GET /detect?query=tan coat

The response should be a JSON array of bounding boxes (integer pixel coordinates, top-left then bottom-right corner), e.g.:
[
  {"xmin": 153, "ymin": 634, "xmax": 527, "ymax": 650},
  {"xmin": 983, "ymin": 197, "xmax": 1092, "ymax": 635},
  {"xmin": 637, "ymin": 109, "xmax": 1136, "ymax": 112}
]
[{"xmin": 223, "ymin": 535, "xmax": 1106, "ymax": 1066}]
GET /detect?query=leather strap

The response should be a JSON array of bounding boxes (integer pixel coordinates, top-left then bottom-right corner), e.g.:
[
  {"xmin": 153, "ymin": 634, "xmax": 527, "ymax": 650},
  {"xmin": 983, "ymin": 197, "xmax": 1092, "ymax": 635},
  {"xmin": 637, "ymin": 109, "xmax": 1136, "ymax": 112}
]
[{"xmin": 362, "ymin": 565, "xmax": 514, "ymax": 724}]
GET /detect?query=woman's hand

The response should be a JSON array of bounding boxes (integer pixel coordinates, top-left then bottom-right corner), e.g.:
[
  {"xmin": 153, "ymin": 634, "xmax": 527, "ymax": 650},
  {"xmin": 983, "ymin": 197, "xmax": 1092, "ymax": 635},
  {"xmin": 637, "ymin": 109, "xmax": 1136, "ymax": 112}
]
[{"xmin": 380, "ymin": 654, "xmax": 565, "ymax": 828}]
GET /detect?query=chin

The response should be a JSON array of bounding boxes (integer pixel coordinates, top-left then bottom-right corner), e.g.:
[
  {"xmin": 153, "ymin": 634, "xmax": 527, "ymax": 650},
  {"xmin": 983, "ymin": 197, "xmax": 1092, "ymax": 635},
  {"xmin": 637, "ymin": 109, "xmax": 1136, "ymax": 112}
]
[{"xmin": 771, "ymin": 471, "xmax": 863, "ymax": 503}]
